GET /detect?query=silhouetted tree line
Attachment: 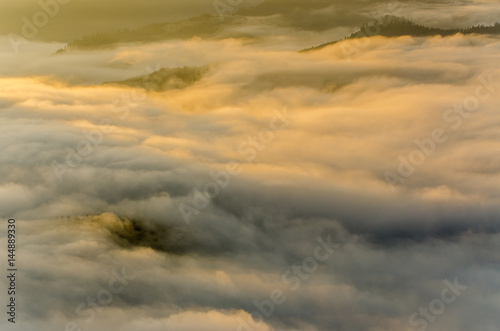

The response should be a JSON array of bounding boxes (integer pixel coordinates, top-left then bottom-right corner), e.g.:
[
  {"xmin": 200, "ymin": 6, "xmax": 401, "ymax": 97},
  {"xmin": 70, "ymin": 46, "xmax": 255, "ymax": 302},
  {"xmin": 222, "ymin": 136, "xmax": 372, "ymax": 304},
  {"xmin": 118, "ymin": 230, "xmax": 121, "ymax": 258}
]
[{"xmin": 302, "ymin": 16, "xmax": 500, "ymax": 52}]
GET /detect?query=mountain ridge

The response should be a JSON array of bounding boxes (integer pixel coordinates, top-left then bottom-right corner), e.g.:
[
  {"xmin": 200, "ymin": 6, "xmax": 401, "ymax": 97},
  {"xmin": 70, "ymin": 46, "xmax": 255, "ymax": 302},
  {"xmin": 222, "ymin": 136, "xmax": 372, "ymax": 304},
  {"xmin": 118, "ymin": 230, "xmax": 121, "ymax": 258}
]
[{"xmin": 301, "ymin": 15, "xmax": 500, "ymax": 52}]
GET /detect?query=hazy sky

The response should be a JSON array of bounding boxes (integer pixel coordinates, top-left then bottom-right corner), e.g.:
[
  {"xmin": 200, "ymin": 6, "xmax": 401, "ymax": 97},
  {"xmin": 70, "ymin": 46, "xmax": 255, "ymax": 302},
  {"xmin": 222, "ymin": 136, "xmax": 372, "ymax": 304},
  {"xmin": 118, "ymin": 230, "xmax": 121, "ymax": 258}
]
[
  {"xmin": 0, "ymin": 0, "xmax": 261, "ymax": 40},
  {"xmin": 0, "ymin": 0, "xmax": 499, "ymax": 41}
]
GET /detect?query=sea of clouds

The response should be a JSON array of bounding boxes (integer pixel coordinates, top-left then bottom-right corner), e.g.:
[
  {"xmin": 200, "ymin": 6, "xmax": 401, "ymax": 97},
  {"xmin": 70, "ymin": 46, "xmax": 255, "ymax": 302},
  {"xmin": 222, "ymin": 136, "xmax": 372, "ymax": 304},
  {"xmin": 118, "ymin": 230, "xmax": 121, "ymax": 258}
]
[{"xmin": 1, "ymin": 1, "xmax": 500, "ymax": 330}]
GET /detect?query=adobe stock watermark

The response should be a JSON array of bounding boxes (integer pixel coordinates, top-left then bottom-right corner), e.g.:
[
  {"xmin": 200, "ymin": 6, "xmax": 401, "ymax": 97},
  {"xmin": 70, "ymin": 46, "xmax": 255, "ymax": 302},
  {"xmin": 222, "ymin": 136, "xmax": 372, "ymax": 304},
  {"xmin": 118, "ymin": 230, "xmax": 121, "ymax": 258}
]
[
  {"xmin": 177, "ymin": 107, "xmax": 294, "ymax": 224},
  {"xmin": 237, "ymin": 236, "xmax": 341, "ymax": 331},
  {"xmin": 64, "ymin": 267, "xmax": 135, "ymax": 331},
  {"xmin": 384, "ymin": 72, "xmax": 500, "ymax": 191},
  {"xmin": 51, "ymin": 64, "xmax": 164, "ymax": 182},
  {"xmin": 213, "ymin": 0, "xmax": 244, "ymax": 22},
  {"xmin": 409, "ymin": 278, "xmax": 467, "ymax": 331},
  {"xmin": 8, "ymin": 0, "xmax": 72, "ymax": 53}
]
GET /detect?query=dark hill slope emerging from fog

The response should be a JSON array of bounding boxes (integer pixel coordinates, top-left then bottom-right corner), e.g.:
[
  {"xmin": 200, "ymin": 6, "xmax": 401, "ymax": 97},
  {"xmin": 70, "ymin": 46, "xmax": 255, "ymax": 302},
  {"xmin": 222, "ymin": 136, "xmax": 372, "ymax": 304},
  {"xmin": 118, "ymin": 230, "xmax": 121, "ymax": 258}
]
[
  {"xmin": 103, "ymin": 66, "xmax": 210, "ymax": 92},
  {"xmin": 301, "ymin": 16, "xmax": 500, "ymax": 52}
]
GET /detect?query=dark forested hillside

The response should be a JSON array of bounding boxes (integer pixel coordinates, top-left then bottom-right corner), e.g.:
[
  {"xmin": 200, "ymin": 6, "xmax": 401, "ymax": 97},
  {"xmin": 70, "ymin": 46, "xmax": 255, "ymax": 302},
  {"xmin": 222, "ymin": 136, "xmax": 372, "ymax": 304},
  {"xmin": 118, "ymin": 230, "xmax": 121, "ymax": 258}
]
[
  {"xmin": 103, "ymin": 65, "xmax": 210, "ymax": 91},
  {"xmin": 302, "ymin": 16, "xmax": 500, "ymax": 52}
]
